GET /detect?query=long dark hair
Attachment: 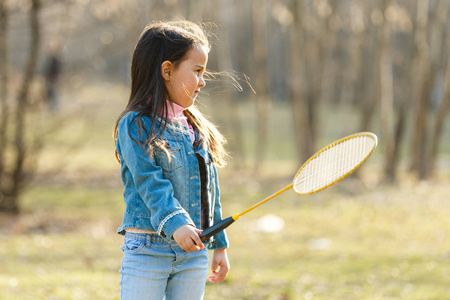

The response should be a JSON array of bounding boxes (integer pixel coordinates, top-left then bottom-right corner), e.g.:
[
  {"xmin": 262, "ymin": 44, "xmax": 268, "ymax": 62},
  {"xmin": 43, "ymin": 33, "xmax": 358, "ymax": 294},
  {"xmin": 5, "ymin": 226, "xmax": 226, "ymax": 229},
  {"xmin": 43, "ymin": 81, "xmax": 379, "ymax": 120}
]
[{"xmin": 113, "ymin": 21, "xmax": 228, "ymax": 167}]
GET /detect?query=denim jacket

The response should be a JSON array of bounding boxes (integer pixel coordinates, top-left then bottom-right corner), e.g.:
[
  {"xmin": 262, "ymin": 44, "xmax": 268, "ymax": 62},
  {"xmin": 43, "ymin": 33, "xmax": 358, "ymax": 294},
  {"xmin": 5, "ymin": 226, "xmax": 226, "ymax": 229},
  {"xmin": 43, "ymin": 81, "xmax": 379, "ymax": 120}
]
[{"xmin": 116, "ymin": 111, "xmax": 229, "ymax": 250}]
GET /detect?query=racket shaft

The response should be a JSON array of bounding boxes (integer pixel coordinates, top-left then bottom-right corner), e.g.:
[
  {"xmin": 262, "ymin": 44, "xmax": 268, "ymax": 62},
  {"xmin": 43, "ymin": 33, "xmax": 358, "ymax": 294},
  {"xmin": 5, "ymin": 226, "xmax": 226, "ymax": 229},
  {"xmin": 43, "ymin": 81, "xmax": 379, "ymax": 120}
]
[
  {"xmin": 237, "ymin": 184, "xmax": 293, "ymax": 218},
  {"xmin": 199, "ymin": 216, "xmax": 235, "ymax": 241}
]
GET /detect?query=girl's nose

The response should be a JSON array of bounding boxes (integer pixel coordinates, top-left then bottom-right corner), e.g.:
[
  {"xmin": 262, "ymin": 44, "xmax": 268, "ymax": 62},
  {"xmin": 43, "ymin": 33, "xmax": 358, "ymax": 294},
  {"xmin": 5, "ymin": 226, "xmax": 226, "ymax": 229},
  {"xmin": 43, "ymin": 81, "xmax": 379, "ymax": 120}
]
[{"xmin": 199, "ymin": 75, "xmax": 206, "ymax": 88}]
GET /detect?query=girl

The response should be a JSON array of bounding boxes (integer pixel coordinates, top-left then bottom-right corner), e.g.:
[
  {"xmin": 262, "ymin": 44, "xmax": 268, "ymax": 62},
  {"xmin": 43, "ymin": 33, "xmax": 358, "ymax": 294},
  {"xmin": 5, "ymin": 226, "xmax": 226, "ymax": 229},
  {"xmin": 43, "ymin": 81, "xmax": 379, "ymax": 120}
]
[{"xmin": 113, "ymin": 21, "xmax": 230, "ymax": 299}]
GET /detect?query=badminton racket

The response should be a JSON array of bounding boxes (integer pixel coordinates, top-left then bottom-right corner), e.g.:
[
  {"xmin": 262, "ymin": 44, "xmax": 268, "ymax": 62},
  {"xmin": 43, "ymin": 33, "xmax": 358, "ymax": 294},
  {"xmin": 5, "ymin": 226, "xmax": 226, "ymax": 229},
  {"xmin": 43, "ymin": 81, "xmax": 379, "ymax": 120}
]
[{"xmin": 199, "ymin": 132, "xmax": 378, "ymax": 241}]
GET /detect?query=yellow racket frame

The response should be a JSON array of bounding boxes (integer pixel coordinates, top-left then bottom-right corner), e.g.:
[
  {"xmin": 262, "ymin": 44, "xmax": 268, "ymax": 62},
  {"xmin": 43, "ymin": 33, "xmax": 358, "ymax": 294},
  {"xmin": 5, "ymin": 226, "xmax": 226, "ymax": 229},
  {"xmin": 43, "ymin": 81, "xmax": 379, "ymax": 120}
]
[
  {"xmin": 199, "ymin": 132, "xmax": 378, "ymax": 241},
  {"xmin": 231, "ymin": 132, "xmax": 378, "ymax": 221}
]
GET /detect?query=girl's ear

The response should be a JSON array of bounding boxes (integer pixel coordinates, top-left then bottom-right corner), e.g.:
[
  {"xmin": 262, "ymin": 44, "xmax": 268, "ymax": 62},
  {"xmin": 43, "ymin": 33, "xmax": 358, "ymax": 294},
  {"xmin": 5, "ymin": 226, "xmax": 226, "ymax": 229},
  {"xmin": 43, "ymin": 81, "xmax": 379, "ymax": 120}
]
[{"xmin": 161, "ymin": 61, "xmax": 173, "ymax": 81}]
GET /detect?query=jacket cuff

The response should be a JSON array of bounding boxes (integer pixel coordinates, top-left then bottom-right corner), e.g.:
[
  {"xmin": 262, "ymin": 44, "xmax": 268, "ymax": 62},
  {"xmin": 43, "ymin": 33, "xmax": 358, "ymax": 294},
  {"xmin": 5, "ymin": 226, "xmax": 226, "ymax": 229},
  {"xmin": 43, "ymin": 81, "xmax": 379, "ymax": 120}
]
[
  {"xmin": 158, "ymin": 210, "xmax": 194, "ymax": 242},
  {"xmin": 208, "ymin": 231, "xmax": 229, "ymax": 250}
]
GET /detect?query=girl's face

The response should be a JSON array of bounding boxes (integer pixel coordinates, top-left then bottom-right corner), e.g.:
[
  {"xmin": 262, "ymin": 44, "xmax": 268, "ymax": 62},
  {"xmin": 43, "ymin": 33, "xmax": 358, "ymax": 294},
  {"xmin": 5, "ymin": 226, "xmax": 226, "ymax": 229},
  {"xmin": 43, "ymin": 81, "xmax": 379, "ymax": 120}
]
[{"xmin": 163, "ymin": 44, "xmax": 208, "ymax": 108}]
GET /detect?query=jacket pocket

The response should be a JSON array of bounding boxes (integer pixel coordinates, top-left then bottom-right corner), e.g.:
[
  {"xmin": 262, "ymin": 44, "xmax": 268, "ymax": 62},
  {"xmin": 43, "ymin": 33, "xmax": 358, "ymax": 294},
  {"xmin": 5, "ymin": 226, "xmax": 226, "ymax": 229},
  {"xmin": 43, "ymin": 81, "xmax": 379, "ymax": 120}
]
[{"xmin": 154, "ymin": 139, "xmax": 183, "ymax": 172}]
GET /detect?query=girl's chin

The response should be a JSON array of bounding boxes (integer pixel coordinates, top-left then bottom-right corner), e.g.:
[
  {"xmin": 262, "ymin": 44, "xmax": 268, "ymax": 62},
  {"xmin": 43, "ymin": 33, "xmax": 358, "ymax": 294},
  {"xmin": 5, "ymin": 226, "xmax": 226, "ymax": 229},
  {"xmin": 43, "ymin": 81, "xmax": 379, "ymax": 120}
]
[
  {"xmin": 187, "ymin": 98, "xmax": 196, "ymax": 107},
  {"xmin": 180, "ymin": 102, "xmax": 194, "ymax": 109}
]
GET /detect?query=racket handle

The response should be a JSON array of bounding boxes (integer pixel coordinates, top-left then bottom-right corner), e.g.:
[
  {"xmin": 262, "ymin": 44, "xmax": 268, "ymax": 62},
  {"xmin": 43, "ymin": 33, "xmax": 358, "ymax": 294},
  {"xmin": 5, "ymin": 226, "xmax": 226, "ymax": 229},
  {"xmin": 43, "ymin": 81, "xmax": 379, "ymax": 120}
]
[{"xmin": 199, "ymin": 216, "xmax": 235, "ymax": 241}]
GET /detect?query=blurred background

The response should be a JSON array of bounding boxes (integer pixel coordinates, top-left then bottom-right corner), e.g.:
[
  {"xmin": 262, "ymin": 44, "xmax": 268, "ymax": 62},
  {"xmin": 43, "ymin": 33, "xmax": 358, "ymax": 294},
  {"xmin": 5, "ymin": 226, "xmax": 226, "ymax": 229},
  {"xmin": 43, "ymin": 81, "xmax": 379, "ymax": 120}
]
[{"xmin": 1, "ymin": 0, "xmax": 450, "ymax": 299}]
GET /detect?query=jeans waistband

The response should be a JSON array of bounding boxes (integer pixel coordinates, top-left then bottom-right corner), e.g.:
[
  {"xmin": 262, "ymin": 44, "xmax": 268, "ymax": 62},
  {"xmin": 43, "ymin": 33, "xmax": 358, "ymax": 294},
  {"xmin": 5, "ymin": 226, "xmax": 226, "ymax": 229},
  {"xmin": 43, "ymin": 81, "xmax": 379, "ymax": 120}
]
[
  {"xmin": 124, "ymin": 231, "xmax": 212, "ymax": 248},
  {"xmin": 124, "ymin": 231, "xmax": 170, "ymax": 244}
]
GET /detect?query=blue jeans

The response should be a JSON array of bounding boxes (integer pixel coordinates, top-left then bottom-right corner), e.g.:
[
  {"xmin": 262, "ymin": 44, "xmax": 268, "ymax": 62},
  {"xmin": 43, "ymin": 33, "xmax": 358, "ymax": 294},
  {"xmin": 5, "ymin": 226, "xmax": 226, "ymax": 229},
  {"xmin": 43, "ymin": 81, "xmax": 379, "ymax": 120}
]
[{"xmin": 119, "ymin": 232, "xmax": 209, "ymax": 300}]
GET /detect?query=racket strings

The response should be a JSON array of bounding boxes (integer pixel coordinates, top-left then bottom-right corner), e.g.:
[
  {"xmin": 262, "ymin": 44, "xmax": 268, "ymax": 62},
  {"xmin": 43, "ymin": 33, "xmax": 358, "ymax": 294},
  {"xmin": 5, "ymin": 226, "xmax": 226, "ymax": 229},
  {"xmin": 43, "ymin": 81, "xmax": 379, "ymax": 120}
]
[{"xmin": 294, "ymin": 135, "xmax": 376, "ymax": 194}]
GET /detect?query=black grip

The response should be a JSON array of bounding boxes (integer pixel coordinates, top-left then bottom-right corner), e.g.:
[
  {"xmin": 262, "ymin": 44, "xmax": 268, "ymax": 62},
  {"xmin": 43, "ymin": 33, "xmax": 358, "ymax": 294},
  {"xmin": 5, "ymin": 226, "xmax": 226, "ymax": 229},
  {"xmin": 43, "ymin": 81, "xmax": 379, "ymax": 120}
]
[{"xmin": 199, "ymin": 216, "xmax": 235, "ymax": 241}]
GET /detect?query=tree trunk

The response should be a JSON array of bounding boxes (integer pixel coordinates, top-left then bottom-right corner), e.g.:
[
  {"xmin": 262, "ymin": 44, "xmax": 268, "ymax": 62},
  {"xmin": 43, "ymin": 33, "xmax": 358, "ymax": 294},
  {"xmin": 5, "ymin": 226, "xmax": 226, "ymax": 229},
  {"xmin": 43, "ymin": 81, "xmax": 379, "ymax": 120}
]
[
  {"xmin": 411, "ymin": 61, "xmax": 433, "ymax": 179},
  {"xmin": 428, "ymin": 2, "xmax": 450, "ymax": 176},
  {"xmin": 216, "ymin": 0, "xmax": 246, "ymax": 168},
  {"xmin": 0, "ymin": 0, "xmax": 8, "ymax": 191},
  {"xmin": 290, "ymin": 0, "xmax": 325, "ymax": 162},
  {"xmin": 409, "ymin": 0, "xmax": 430, "ymax": 177},
  {"xmin": 302, "ymin": 0, "xmax": 322, "ymax": 160},
  {"xmin": 358, "ymin": 2, "xmax": 380, "ymax": 132},
  {"xmin": 384, "ymin": 0, "xmax": 420, "ymax": 181},
  {"xmin": 1, "ymin": 0, "xmax": 41, "ymax": 214},
  {"xmin": 409, "ymin": 0, "xmax": 446, "ymax": 179},
  {"xmin": 289, "ymin": 0, "xmax": 306, "ymax": 163},
  {"xmin": 252, "ymin": 0, "xmax": 270, "ymax": 172},
  {"xmin": 429, "ymin": 55, "xmax": 450, "ymax": 175},
  {"xmin": 380, "ymin": 0, "xmax": 395, "ymax": 182}
]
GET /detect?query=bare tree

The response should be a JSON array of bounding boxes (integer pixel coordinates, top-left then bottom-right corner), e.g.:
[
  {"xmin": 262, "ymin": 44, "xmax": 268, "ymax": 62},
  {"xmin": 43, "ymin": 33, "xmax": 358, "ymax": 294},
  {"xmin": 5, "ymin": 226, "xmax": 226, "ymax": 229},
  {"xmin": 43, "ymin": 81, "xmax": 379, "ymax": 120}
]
[
  {"xmin": 0, "ymin": 0, "xmax": 8, "ymax": 195},
  {"xmin": 301, "ymin": 0, "xmax": 327, "ymax": 159},
  {"xmin": 215, "ymin": 0, "xmax": 246, "ymax": 167},
  {"xmin": 379, "ymin": 0, "xmax": 395, "ymax": 181},
  {"xmin": 409, "ymin": 0, "xmax": 448, "ymax": 179},
  {"xmin": 0, "ymin": 0, "xmax": 41, "ymax": 214},
  {"xmin": 289, "ymin": 0, "xmax": 330, "ymax": 162},
  {"xmin": 358, "ymin": 1, "xmax": 381, "ymax": 132},
  {"xmin": 409, "ymin": 0, "xmax": 432, "ymax": 178},
  {"xmin": 252, "ymin": 0, "xmax": 270, "ymax": 171},
  {"xmin": 428, "ymin": 4, "xmax": 450, "ymax": 176},
  {"xmin": 384, "ymin": 1, "xmax": 419, "ymax": 181},
  {"xmin": 289, "ymin": 0, "xmax": 307, "ymax": 163}
]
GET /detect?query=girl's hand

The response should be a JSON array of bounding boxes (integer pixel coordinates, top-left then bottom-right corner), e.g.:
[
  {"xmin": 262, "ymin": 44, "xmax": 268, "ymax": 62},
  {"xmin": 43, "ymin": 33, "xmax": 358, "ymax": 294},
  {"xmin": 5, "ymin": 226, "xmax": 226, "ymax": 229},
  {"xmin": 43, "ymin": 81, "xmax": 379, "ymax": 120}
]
[
  {"xmin": 173, "ymin": 225, "xmax": 204, "ymax": 252},
  {"xmin": 208, "ymin": 249, "xmax": 230, "ymax": 283}
]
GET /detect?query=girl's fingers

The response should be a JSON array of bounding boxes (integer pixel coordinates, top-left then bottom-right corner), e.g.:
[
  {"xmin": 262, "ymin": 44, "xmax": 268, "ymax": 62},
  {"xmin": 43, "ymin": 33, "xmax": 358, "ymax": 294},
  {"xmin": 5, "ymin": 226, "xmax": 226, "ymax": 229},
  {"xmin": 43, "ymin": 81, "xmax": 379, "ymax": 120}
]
[
  {"xmin": 191, "ymin": 234, "xmax": 204, "ymax": 250},
  {"xmin": 173, "ymin": 225, "xmax": 204, "ymax": 252},
  {"xmin": 181, "ymin": 236, "xmax": 202, "ymax": 252},
  {"xmin": 208, "ymin": 250, "xmax": 229, "ymax": 282},
  {"xmin": 210, "ymin": 259, "xmax": 219, "ymax": 274},
  {"xmin": 185, "ymin": 239, "xmax": 197, "ymax": 252},
  {"xmin": 207, "ymin": 267, "xmax": 228, "ymax": 282}
]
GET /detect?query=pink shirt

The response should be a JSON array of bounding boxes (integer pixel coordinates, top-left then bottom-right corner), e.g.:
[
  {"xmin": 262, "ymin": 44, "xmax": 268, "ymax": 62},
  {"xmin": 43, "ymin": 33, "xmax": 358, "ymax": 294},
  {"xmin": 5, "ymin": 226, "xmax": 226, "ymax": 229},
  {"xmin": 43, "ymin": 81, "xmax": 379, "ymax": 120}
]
[{"xmin": 165, "ymin": 100, "xmax": 195, "ymax": 144}]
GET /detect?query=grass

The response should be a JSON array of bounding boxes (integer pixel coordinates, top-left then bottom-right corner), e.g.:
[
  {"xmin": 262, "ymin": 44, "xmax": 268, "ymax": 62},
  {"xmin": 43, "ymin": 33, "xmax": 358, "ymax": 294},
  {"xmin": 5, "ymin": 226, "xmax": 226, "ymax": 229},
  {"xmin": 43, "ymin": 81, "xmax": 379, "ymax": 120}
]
[
  {"xmin": 2, "ymin": 179, "xmax": 450, "ymax": 299},
  {"xmin": 211, "ymin": 178, "xmax": 450, "ymax": 300},
  {"xmin": 1, "ymin": 83, "xmax": 450, "ymax": 299},
  {"xmin": 0, "ymin": 232, "xmax": 121, "ymax": 299}
]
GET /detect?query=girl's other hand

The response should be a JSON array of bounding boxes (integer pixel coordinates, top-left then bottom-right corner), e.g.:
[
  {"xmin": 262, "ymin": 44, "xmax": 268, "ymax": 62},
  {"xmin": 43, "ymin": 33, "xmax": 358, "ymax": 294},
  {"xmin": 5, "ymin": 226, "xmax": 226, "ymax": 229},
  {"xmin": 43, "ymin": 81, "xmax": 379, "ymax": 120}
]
[
  {"xmin": 173, "ymin": 225, "xmax": 204, "ymax": 252},
  {"xmin": 208, "ymin": 249, "xmax": 230, "ymax": 283}
]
